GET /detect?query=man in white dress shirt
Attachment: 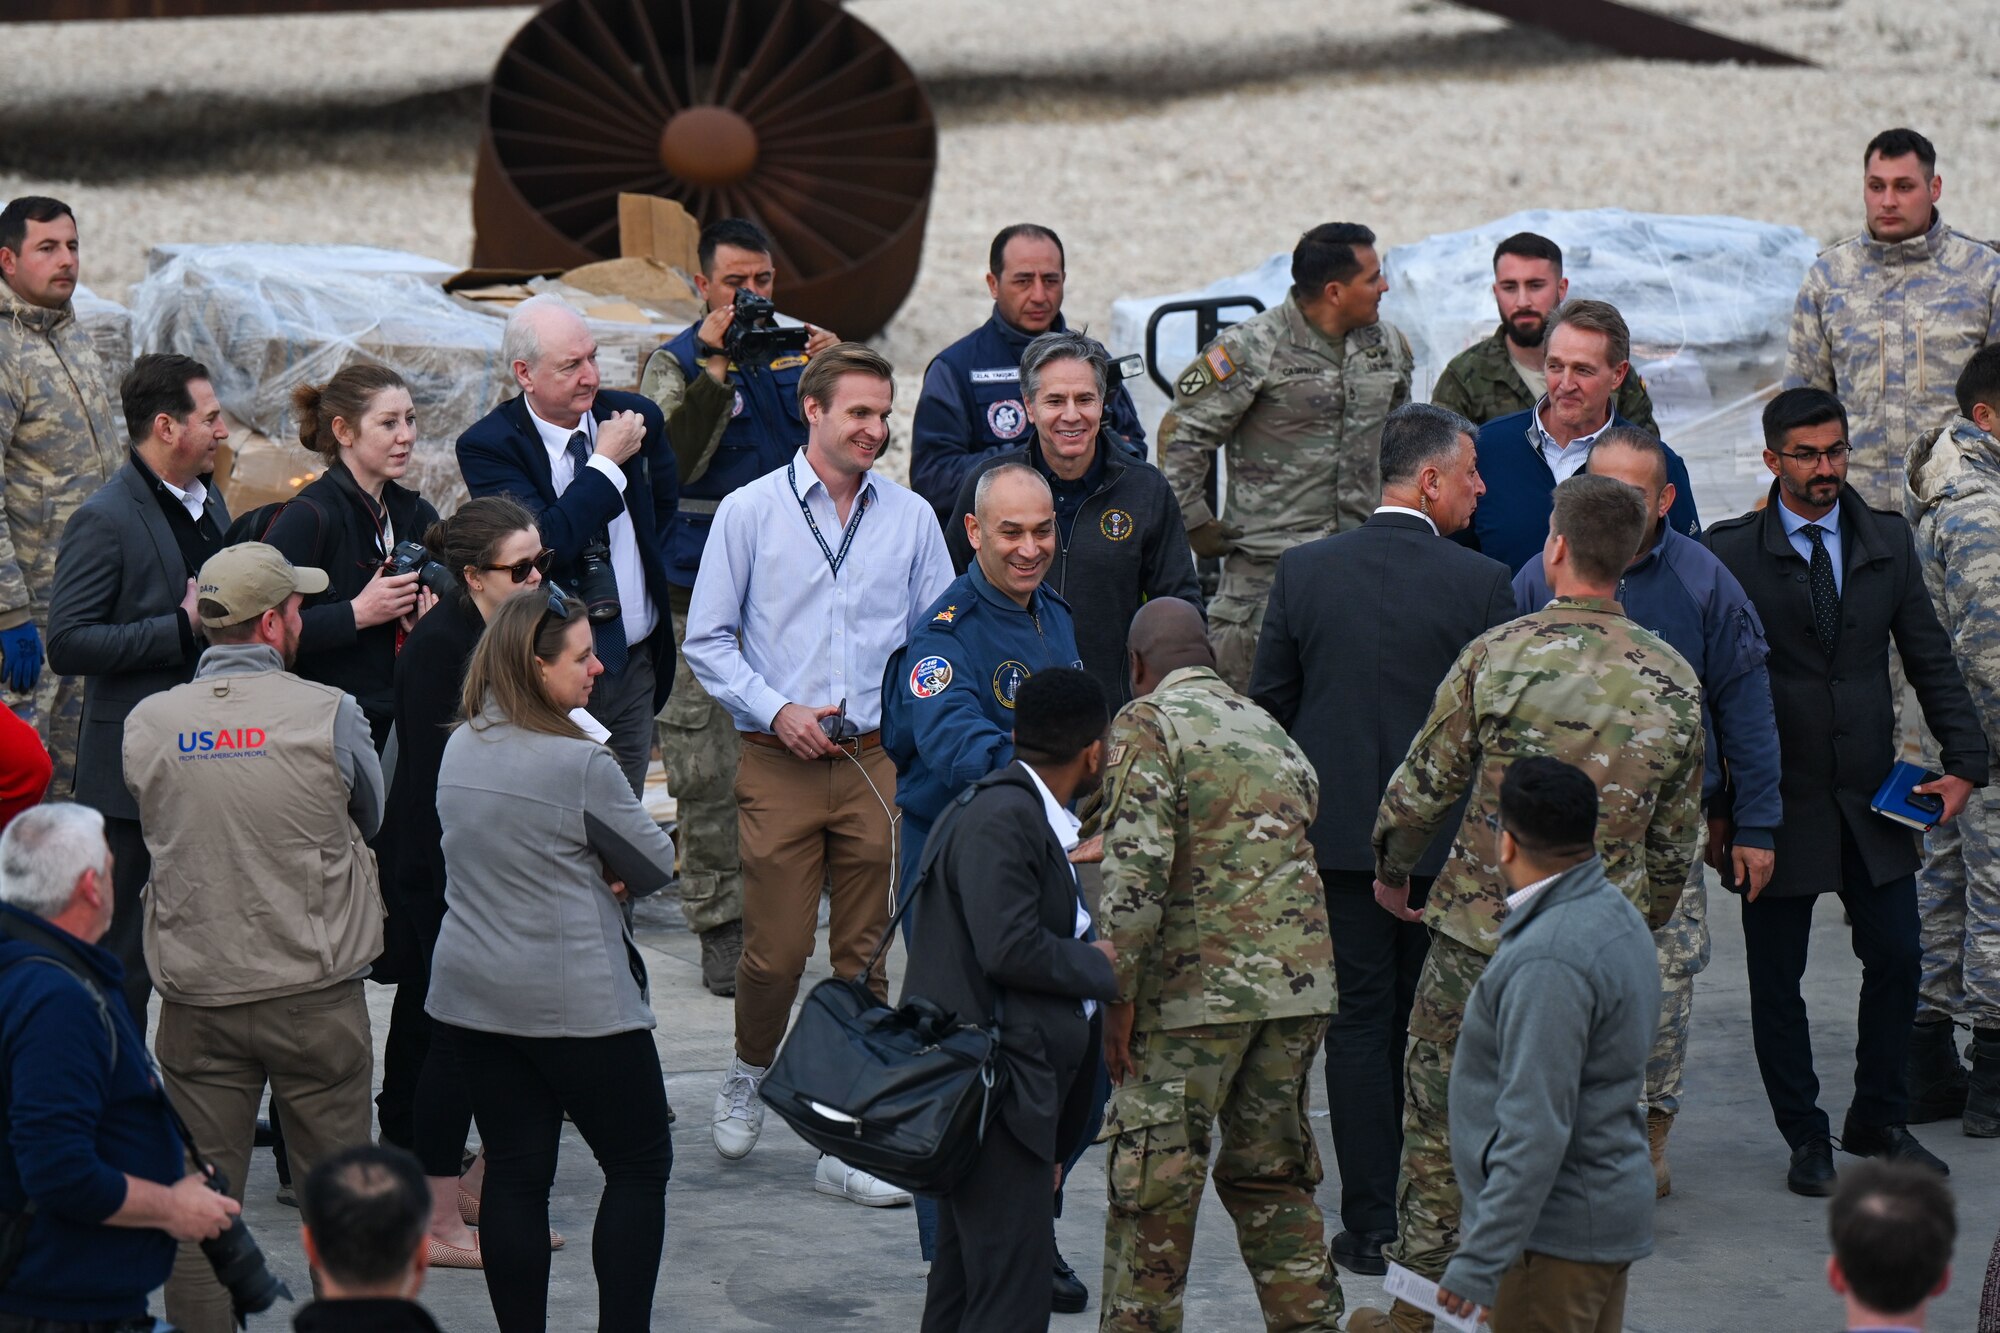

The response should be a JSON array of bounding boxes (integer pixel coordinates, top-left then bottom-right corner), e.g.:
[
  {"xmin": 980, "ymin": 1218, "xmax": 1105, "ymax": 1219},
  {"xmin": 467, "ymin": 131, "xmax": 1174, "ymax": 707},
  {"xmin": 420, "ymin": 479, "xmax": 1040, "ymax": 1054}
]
[{"xmin": 684, "ymin": 342, "xmax": 954, "ymax": 1206}]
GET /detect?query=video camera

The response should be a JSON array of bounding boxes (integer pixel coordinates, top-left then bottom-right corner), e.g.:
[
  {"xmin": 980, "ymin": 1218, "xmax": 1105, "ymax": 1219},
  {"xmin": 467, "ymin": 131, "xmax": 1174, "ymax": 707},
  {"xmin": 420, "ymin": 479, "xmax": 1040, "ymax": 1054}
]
[{"xmin": 725, "ymin": 286, "xmax": 809, "ymax": 361}]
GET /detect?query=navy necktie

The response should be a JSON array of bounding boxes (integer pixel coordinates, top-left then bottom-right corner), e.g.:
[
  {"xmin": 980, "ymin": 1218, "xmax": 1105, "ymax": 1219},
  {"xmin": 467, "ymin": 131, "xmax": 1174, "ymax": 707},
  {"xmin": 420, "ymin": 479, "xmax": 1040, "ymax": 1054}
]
[
  {"xmin": 563, "ymin": 429, "xmax": 627, "ymax": 675},
  {"xmin": 1802, "ymin": 523, "xmax": 1840, "ymax": 654}
]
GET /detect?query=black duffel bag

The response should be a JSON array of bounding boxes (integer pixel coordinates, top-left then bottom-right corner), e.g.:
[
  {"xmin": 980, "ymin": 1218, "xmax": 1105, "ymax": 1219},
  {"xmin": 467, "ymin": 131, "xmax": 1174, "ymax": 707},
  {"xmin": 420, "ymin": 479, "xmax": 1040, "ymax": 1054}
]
[{"xmin": 758, "ymin": 791, "xmax": 1003, "ymax": 1197}]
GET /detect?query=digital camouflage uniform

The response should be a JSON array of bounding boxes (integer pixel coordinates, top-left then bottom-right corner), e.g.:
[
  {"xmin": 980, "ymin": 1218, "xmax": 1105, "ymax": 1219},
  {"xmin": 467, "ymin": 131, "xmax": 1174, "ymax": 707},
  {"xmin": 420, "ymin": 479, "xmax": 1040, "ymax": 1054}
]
[
  {"xmin": 1906, "ymin": 417, "xmax": 2000, "ymax": 1028},
  {"xmin": 1646, "ymin": 830, "xmax": 1710, "ymax": 1115},
  {"xmin": 1787, "ymin": 213, "xmax": 2000, "ymax": 508},
  {"xmin": 1159, "ymin": 296, "xmax": 1411, "ymax": 691},
  {"xmin": 1096, "ymin": 665, "xmax": 1341, "ymax": 1332},
  {"xmin": 0, "ymin": 280, "xmax": 123, "ymax": 797},
  {"xmin": 1431, "ymin": 323, "xmax": 1659, "ymax": 433},
  {"xmin": 641, "ymin": 352, "xmax": 743, "ymax": 936},
  {"xmin": 1370, "ymin": 597, "xmax": 1705, "ymax": 1293}
]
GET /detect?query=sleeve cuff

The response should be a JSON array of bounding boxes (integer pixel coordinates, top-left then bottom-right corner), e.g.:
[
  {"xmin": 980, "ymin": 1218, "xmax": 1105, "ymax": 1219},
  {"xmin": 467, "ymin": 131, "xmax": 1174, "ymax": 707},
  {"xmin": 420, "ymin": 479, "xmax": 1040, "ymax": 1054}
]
[
  {"xmin": 748, "ymin": 686, "xmax": 790, "ymax": 735},
  {"xmin": 585, "ymin": 453, "xmax": 628, "ymax": 493},
  {"xmin": 1731, "ymin": 826, "xmax": 1776, "ymax": 851},
  {"xmin": 1437, "ymin": 1257, "xmax": 1499, "ymax": 1311}
]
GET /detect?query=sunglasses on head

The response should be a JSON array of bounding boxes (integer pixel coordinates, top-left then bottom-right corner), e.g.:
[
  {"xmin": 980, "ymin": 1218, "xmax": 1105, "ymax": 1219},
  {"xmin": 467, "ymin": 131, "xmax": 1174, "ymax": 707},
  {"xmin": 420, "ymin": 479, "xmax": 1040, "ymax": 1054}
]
[{"xmin": 481, "ymin": 548, "xmax": 555, "ymax": 584}]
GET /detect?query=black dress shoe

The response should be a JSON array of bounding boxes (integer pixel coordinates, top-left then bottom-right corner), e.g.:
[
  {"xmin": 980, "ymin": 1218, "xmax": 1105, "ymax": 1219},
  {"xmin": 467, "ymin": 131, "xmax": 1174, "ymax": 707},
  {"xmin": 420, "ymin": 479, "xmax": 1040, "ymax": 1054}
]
[
  {"xmin": 1787, "ymin": 1137, "xmax": 1837, "ymax": 1197},
  {"xmin": 1052, "ymin": 1247, "xmax": 1088, "ymax": 1315},
  {"xmin": 1331, "ymin": 1228, "xmax": 1395, "ymax": 1277},
  {"xmin": 1841, "ymin": 1113, "xmax": 1950, "ymax": 1175}
]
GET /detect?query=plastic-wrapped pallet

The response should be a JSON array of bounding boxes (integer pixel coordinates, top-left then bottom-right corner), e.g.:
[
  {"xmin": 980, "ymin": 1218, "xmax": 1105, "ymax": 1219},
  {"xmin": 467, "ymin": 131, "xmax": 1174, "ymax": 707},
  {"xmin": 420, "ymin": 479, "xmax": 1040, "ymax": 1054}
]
[
  {"xmin": 1109, "ymin": 209, "xmax": 1820, "ymax": 525},
  {"xmin": 72, "ymin": 284, "xmax": 135, "ymax": 385},
  {"xmin": 130, "ymin": 244, "xmax": 516, "ymax": 514}
]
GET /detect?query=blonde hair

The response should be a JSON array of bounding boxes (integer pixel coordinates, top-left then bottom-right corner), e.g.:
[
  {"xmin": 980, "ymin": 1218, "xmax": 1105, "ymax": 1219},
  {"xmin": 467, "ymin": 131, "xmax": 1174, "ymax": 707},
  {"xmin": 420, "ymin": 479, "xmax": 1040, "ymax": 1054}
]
[
  {"xmin": 292, "ymin": 364, "xmax": 409, "ymax": 463},
  {"xmin": 460, "ymin": 591, "xmax": 591, "ymax": 741}
]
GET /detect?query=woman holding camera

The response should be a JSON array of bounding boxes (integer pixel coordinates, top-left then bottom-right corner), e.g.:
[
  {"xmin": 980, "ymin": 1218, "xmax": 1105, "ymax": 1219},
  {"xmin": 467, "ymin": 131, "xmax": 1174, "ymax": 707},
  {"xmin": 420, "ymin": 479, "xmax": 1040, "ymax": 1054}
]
[
  {"xmin": 427, "ymin": 590, "xmax": 676, "ymax": 1332},
  {"xmin": 365, "ymin": 497, "xmax": 552, "ymax": 1259},
  {"xmin": 266, "ymin": 364, "xmax": 442, "ymax": 746}
]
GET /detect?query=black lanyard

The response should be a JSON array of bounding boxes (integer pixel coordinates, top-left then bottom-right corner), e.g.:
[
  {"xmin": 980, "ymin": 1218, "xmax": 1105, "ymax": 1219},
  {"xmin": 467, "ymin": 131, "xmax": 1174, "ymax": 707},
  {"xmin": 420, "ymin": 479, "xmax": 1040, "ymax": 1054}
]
[{"xmin": 788, "ymin": 462, "xmax": 869, "ymax": 578}]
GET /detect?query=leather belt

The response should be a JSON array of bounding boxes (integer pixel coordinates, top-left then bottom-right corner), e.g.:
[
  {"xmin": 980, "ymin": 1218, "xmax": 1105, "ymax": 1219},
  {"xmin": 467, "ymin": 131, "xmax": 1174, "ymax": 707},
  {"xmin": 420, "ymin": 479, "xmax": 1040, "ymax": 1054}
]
[{"xmin": 743, "ymin": 729, "xmax": 882, "ymax": 757}]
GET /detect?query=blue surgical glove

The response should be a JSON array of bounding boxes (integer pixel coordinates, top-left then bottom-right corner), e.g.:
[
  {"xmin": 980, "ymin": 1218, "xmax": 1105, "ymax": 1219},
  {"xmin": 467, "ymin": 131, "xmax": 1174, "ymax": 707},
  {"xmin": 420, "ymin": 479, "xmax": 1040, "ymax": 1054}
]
[{"xmin": 0, "ymin": 622, "xmax": 43, "ymax": 694}]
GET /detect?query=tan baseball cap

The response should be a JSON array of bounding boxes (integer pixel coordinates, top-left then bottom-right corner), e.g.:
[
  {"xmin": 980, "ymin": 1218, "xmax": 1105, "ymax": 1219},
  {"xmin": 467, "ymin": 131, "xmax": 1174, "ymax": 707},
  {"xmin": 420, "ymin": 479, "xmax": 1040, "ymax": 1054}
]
[{"xmin": 196, "ymin": 543, "xmax": 329, "ymax": 628}]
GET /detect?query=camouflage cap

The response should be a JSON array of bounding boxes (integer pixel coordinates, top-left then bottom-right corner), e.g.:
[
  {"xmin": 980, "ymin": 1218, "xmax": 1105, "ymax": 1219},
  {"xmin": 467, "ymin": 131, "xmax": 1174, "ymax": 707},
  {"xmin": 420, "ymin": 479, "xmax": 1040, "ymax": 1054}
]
[{"xmin": 196, "ymin": 543, "xmax": 328, "ymax": 627}]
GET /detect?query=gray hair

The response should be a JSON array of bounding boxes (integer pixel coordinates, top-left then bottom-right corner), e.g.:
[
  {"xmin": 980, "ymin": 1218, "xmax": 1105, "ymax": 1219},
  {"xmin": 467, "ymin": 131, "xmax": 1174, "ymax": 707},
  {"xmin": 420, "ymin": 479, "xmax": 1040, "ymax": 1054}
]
[
  {"xmin": 1379, "ymin": 403, "xmax": 1476, "ymax": 487},
  {"xmin": 1019, "ymin": 331, "xmax": 1110, "ymax": 404},
  {"xmin": 501, "ymin": 294, "xmax": 586, "ymax": 373},
  {"xmin": 973, "ymin": 461, "xmax": 1053, "ymax": 522},
  {"xmin": 0, "ymin": 803, "xmax": 108, "ymax": 920}
]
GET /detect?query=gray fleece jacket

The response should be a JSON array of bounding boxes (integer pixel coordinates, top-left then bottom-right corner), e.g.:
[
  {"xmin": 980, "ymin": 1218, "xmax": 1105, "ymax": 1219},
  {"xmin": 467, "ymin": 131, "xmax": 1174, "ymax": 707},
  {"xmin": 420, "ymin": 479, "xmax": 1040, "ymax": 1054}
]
[{"xmin": 1439, "ymin": 856, "xmax": 1660, "ymax": 1307}]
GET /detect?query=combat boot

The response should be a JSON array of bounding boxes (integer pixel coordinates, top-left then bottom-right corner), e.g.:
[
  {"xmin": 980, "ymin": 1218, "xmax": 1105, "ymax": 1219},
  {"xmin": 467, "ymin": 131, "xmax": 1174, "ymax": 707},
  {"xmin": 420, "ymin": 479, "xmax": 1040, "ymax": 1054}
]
[
  {"xmin": 1906, "ymin": 1017, "xmax": 1969, "ymax": 1122},
  {"xmin": 700, "ymin": 919, "xmax": 742, "ymax": 997},
  {"xmin": 1647, "ymin": 1107, "xmax": 1673, "ymax": 1198},
  {"xmin": 1965, "ymin": 1027, "xmax": 2000, "ymax": 1137},
  {"xmin": 1345, "ymin": 1300, "xmax": 1433, "ymax": 1332}
]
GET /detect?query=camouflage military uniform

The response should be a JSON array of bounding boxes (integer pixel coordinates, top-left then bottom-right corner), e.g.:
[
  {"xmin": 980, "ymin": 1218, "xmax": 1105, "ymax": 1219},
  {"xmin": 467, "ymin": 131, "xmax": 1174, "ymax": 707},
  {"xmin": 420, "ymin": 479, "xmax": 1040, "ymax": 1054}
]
[
  {"xmin": 0, "ymin": 280, "xmax": 124, "ymax": 796},
  {"xmin": 1159, "ymin": 296, "xmax": 1411, "ymax": 690},
  {"xmin": 1646, "ymin": 831, "xmax": 1711, "ymax": 1115},
  {"xmin": 1371, "ymin": 597, "xmax": 1705, "ymax": 1286},
  {"xmin": 1096, "ymin": 665, "xmax": 1341, "ymax": 1332},
  {"xmin": 1787, "ymin": 213, "xmax": 2000, "ymax": 508},
  {"xmin": 1906, "ymin": 418, "xmax": 2000, "ymax": 1028},
  {"xmin": 1431, "ymin": 323, "xmax": 1658, "ymax": 433}
]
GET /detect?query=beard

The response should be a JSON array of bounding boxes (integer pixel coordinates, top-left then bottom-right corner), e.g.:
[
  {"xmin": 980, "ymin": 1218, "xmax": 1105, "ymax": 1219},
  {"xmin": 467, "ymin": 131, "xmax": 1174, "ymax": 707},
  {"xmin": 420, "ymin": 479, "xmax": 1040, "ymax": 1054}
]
[{"xmin": 1506, "ymin": 313, "xmax": 1548, "ymax": 348}]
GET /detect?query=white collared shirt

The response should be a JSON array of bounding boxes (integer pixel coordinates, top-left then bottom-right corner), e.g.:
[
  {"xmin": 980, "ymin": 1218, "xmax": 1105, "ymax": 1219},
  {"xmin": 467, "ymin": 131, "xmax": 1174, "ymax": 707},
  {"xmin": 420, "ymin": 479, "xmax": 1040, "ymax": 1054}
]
[
  {"xmin": 1021, "ymin": 760, "xmax": 1097, "ymax": 1020},
  {"xmin": 161, "ymin": 474, "xmax": 208, "ymax": 524},
  {"xmin": 1504, "ymin": 869, "xmax": 1563, "ymax": 914},
  {"xmin": 523, "ymin": 400, "xmax": 657, "ymax": 649},
  {"xmin": 1777, "ymin": 496, "xmax": 1844, "ymax": 597},
  {"xmin": 683, "ymin": 449, "xmax": 954, "ymax": 733},
  {"xmin": 1528, "ymin": 397, "xmax": 1617, "ymax": 482},
  {"xmin": 1372, "ymin": 503, "xmax": 1438, "ymax": 535}
]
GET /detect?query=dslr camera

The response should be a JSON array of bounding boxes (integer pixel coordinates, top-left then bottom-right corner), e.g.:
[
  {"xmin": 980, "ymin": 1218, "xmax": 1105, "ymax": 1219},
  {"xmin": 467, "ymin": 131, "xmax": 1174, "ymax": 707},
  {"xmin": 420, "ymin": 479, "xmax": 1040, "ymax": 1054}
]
[
  {"xmin": 384, "ymin": 540, "xmax": 455, "ymax": 600},
  {"xmin": 197, "ymin": 1168, "xmax": 292, "ymax": 1321},
  {"xmin": 575, "ymin": 538, "xmax": 622, "ymax": 624},
  {"xmin": 725, "ymin": 286, "xmax": 809, "ymax": 361}
]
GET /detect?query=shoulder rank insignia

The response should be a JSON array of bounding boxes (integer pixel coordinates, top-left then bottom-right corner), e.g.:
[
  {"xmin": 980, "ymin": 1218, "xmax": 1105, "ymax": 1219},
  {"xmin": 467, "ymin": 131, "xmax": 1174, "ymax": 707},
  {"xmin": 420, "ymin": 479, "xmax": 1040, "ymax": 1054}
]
[{"xmin": 933, "ymin": 605, "xmax": 957, "ymax": 623}]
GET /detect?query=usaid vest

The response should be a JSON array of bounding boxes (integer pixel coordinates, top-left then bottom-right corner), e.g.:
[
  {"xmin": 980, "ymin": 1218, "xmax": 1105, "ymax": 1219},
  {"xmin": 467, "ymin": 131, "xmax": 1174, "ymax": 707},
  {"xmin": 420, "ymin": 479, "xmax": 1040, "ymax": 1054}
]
[
  {"xmin": 661, "ymin": 324, "xmax": 809, "ymax": 584},
  {"xmin": 122, "ymin": 667, "xmax": 383, "ymax": 1006}
]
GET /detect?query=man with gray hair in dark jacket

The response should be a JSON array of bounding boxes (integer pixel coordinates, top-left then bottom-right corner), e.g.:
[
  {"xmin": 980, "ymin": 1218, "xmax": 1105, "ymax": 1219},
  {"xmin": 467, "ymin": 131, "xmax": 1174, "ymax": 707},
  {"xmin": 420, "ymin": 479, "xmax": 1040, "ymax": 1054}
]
[
  {"xmin": 1435, "ymin": 757, "xmax": 1659, "ymax": 1331},
  {"xmin": 944, "ymin": 330, "xmax": 1201, "ymax": 711}
]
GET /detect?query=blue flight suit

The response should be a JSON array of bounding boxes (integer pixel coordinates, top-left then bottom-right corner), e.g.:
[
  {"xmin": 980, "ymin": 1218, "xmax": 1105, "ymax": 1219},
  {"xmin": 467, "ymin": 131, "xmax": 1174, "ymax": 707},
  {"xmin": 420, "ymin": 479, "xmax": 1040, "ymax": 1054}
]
[
  {"xmin": 656, "ymin": 324, "xmax": 810, "ymax": 586},
  {"xmin": 911, "ymin": 308, "xmax": 1148, "ymax": 523}
]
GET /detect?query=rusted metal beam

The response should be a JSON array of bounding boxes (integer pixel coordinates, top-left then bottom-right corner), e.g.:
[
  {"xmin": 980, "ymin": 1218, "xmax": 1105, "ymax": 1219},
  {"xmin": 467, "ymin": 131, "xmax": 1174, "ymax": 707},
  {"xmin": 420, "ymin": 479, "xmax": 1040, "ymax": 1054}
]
[{"xmin": 1452, "ymin": 0, "xmax": 1811, "ymax": 67}]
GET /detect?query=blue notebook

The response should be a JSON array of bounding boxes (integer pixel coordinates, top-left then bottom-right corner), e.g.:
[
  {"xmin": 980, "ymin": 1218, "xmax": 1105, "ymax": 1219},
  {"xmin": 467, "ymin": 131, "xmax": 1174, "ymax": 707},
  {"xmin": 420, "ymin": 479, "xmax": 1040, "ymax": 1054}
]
[{"xmin": 1872, "ymin": 760, "xmax": 1945, "ymax": 832}]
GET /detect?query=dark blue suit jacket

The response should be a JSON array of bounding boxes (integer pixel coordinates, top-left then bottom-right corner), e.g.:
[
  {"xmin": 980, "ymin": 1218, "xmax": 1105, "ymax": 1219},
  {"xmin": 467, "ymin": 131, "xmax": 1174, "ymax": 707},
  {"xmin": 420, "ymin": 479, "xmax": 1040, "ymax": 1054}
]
[{"xmin": 456, "ymin": 389, "xmax": 679, "ymax": 710}]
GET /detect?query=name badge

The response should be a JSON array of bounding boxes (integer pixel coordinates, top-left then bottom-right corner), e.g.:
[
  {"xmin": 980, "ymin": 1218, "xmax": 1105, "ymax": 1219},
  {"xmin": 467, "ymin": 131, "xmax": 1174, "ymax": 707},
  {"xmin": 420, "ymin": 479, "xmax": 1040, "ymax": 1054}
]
[{"xmin": 970, "ymin": 367, "xmax": 1020, "ymax": 384}]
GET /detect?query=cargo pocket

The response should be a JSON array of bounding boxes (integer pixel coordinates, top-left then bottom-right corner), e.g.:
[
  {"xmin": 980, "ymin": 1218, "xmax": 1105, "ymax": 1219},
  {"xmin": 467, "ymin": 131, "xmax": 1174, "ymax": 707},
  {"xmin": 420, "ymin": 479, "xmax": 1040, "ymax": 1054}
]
[{"xmin": 1100, "ymin": 1075, "xmax": 1191, "ymax": 1213}]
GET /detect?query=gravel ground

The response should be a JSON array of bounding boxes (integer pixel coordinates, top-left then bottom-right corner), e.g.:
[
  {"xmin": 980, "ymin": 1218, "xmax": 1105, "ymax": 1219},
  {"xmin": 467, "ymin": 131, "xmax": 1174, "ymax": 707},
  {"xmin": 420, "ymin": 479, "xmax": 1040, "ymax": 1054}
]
[{"xmin": 2, "ymin": 0, "xmax": 1996, "ymax": 482}]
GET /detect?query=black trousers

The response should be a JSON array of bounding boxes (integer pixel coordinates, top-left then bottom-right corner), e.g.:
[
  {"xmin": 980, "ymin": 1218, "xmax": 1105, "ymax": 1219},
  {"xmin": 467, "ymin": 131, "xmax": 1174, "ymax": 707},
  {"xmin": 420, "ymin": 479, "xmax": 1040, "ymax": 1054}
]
[
  {"xmin": 922, "ymin": 1118, "xmax": 1054, "ymax": 1333},
  {"xmin": 432, "ymin": 1022, "xmax": 672, "ymax": 1333},
  {"xmin": 1740, "ymin": 824, "xmax": 1920, "ymax": 1147},
  {"xmin": 101, "ymin": 815, "xmax": 152, "ymax": 1027},
  {"xmin": 1322, "ymin": 870, "xmax": 1431, "ymax": 1234}
]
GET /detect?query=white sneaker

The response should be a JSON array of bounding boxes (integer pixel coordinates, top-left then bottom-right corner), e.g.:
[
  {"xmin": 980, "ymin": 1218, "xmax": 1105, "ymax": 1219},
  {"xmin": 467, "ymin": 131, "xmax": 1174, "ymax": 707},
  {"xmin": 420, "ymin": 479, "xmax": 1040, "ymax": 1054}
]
[
  {"xmin": 813, "ymin": 1155, "xmax": 913, "ymax": 1207},
  {"xmin": 711, "ymin": 1056, "xmax": 766, "ymax": 1160}
]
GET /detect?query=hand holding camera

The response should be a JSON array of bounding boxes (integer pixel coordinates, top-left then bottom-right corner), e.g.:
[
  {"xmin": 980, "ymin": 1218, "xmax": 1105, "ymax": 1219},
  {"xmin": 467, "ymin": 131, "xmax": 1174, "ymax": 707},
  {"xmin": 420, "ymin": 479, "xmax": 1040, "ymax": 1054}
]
[
  {"xmin": 351, "ymin": 565, "xmax": 421, "ymax": 629},
  {"xmin": 162, "ymin": 1170, "xmax": 241, "ymax": 1243}
]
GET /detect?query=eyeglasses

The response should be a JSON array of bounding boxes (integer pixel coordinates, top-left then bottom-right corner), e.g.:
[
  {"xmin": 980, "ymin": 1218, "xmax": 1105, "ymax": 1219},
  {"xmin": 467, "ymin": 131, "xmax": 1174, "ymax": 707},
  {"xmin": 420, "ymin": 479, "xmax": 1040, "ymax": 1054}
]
[
  {"xmin": 542, "ymin": 586, "xmax": 575, "ymax": 622},
  {"xmin": 481, "ymin": 548, "xmax": 554, "ymax": 584},
  {"xmin": 1777, "ymin": 443, "xmax": 1852, "ymax": 466}
]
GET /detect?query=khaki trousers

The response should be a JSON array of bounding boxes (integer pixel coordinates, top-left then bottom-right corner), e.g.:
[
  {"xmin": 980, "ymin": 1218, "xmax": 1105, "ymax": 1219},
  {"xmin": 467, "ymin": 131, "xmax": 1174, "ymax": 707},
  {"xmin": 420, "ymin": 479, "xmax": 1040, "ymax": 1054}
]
[
  {"xmin": 734, "ymin": 739, "xmax": 895, "ymax": 1067},
  {"xmin": 1491, "ymin": 1252, "xmax": 1630, "ymax": 1333},
  {"xmin": 155, "ymin": 980, "xmax": 374, "ymax": 1333}
]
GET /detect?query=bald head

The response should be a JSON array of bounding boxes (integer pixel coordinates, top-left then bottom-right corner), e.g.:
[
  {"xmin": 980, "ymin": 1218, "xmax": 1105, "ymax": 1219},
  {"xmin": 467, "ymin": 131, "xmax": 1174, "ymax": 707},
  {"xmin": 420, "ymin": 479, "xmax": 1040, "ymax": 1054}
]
[
  {"xmin": 967, "ymin": 463, "xmax": 1057, "ymax": 607},
  {"xmin": 1127, "ymin": 597, "xmax": 1213, "ymax": 697},
  {"xmin": 503, "ymin": 294, "xmax": 600, "ymax": 428}
]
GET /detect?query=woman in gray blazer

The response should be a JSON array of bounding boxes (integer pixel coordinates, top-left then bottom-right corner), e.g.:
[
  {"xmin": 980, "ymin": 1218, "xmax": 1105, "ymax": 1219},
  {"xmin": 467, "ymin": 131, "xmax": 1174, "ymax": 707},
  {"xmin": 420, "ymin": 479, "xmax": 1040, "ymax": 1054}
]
[{"xmin": 426, "ymin": 589, "xmax": 677, "ymax": 1333}]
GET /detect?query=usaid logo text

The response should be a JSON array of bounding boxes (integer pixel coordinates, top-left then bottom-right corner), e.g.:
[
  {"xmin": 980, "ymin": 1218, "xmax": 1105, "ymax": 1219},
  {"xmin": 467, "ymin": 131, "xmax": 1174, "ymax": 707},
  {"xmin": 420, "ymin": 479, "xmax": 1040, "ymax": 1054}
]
[{"xmin": 177, "ymin": 727, "xmax": 270, "ymax": 761}]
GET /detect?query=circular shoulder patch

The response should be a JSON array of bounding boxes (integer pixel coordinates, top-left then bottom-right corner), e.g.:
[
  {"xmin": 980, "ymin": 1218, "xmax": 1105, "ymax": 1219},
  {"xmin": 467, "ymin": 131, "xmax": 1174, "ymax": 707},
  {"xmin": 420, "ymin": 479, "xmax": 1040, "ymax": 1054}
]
[
  {"xmin": 909, "ymin": 655, "xmax": 953, "ymax": 699},
  {"xmin": 986, "ymin": 398, "xmax": 1028, "ymax": 441},
  {"xmin": 992, "ymin": 660, "xmax": 1030, "ymax": 708},
  {"xmin": 1100, "ymin": 508, "xmax": 1135, "ymax": 541}
]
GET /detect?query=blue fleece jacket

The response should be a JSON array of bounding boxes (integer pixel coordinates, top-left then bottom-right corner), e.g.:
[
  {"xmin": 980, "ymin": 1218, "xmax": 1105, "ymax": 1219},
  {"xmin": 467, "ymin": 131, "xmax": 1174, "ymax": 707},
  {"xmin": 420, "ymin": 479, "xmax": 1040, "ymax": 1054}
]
[
  {"xmin": 0, "ymin": 902, "xmax": 180, "ymax": 1321},
  {"xmin": 1515, "ymin": 527, "xmax": 1782, "ymax": 848},
  {"xmin": 1459, "ymin": 407, "xmax": 1702, "ymax": 572}
]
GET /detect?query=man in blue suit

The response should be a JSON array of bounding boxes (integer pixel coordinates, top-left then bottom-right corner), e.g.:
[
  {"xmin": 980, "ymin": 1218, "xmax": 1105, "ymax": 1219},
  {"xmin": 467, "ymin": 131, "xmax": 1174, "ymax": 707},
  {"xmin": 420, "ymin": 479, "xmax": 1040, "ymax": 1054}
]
[
  {"xmin": 1455, "ymin": 299, "xmax": 1700, "ymax": 572},
  {"xmin": 457, "ymin": 294, "xmax": 679, "ymax": 793}
]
